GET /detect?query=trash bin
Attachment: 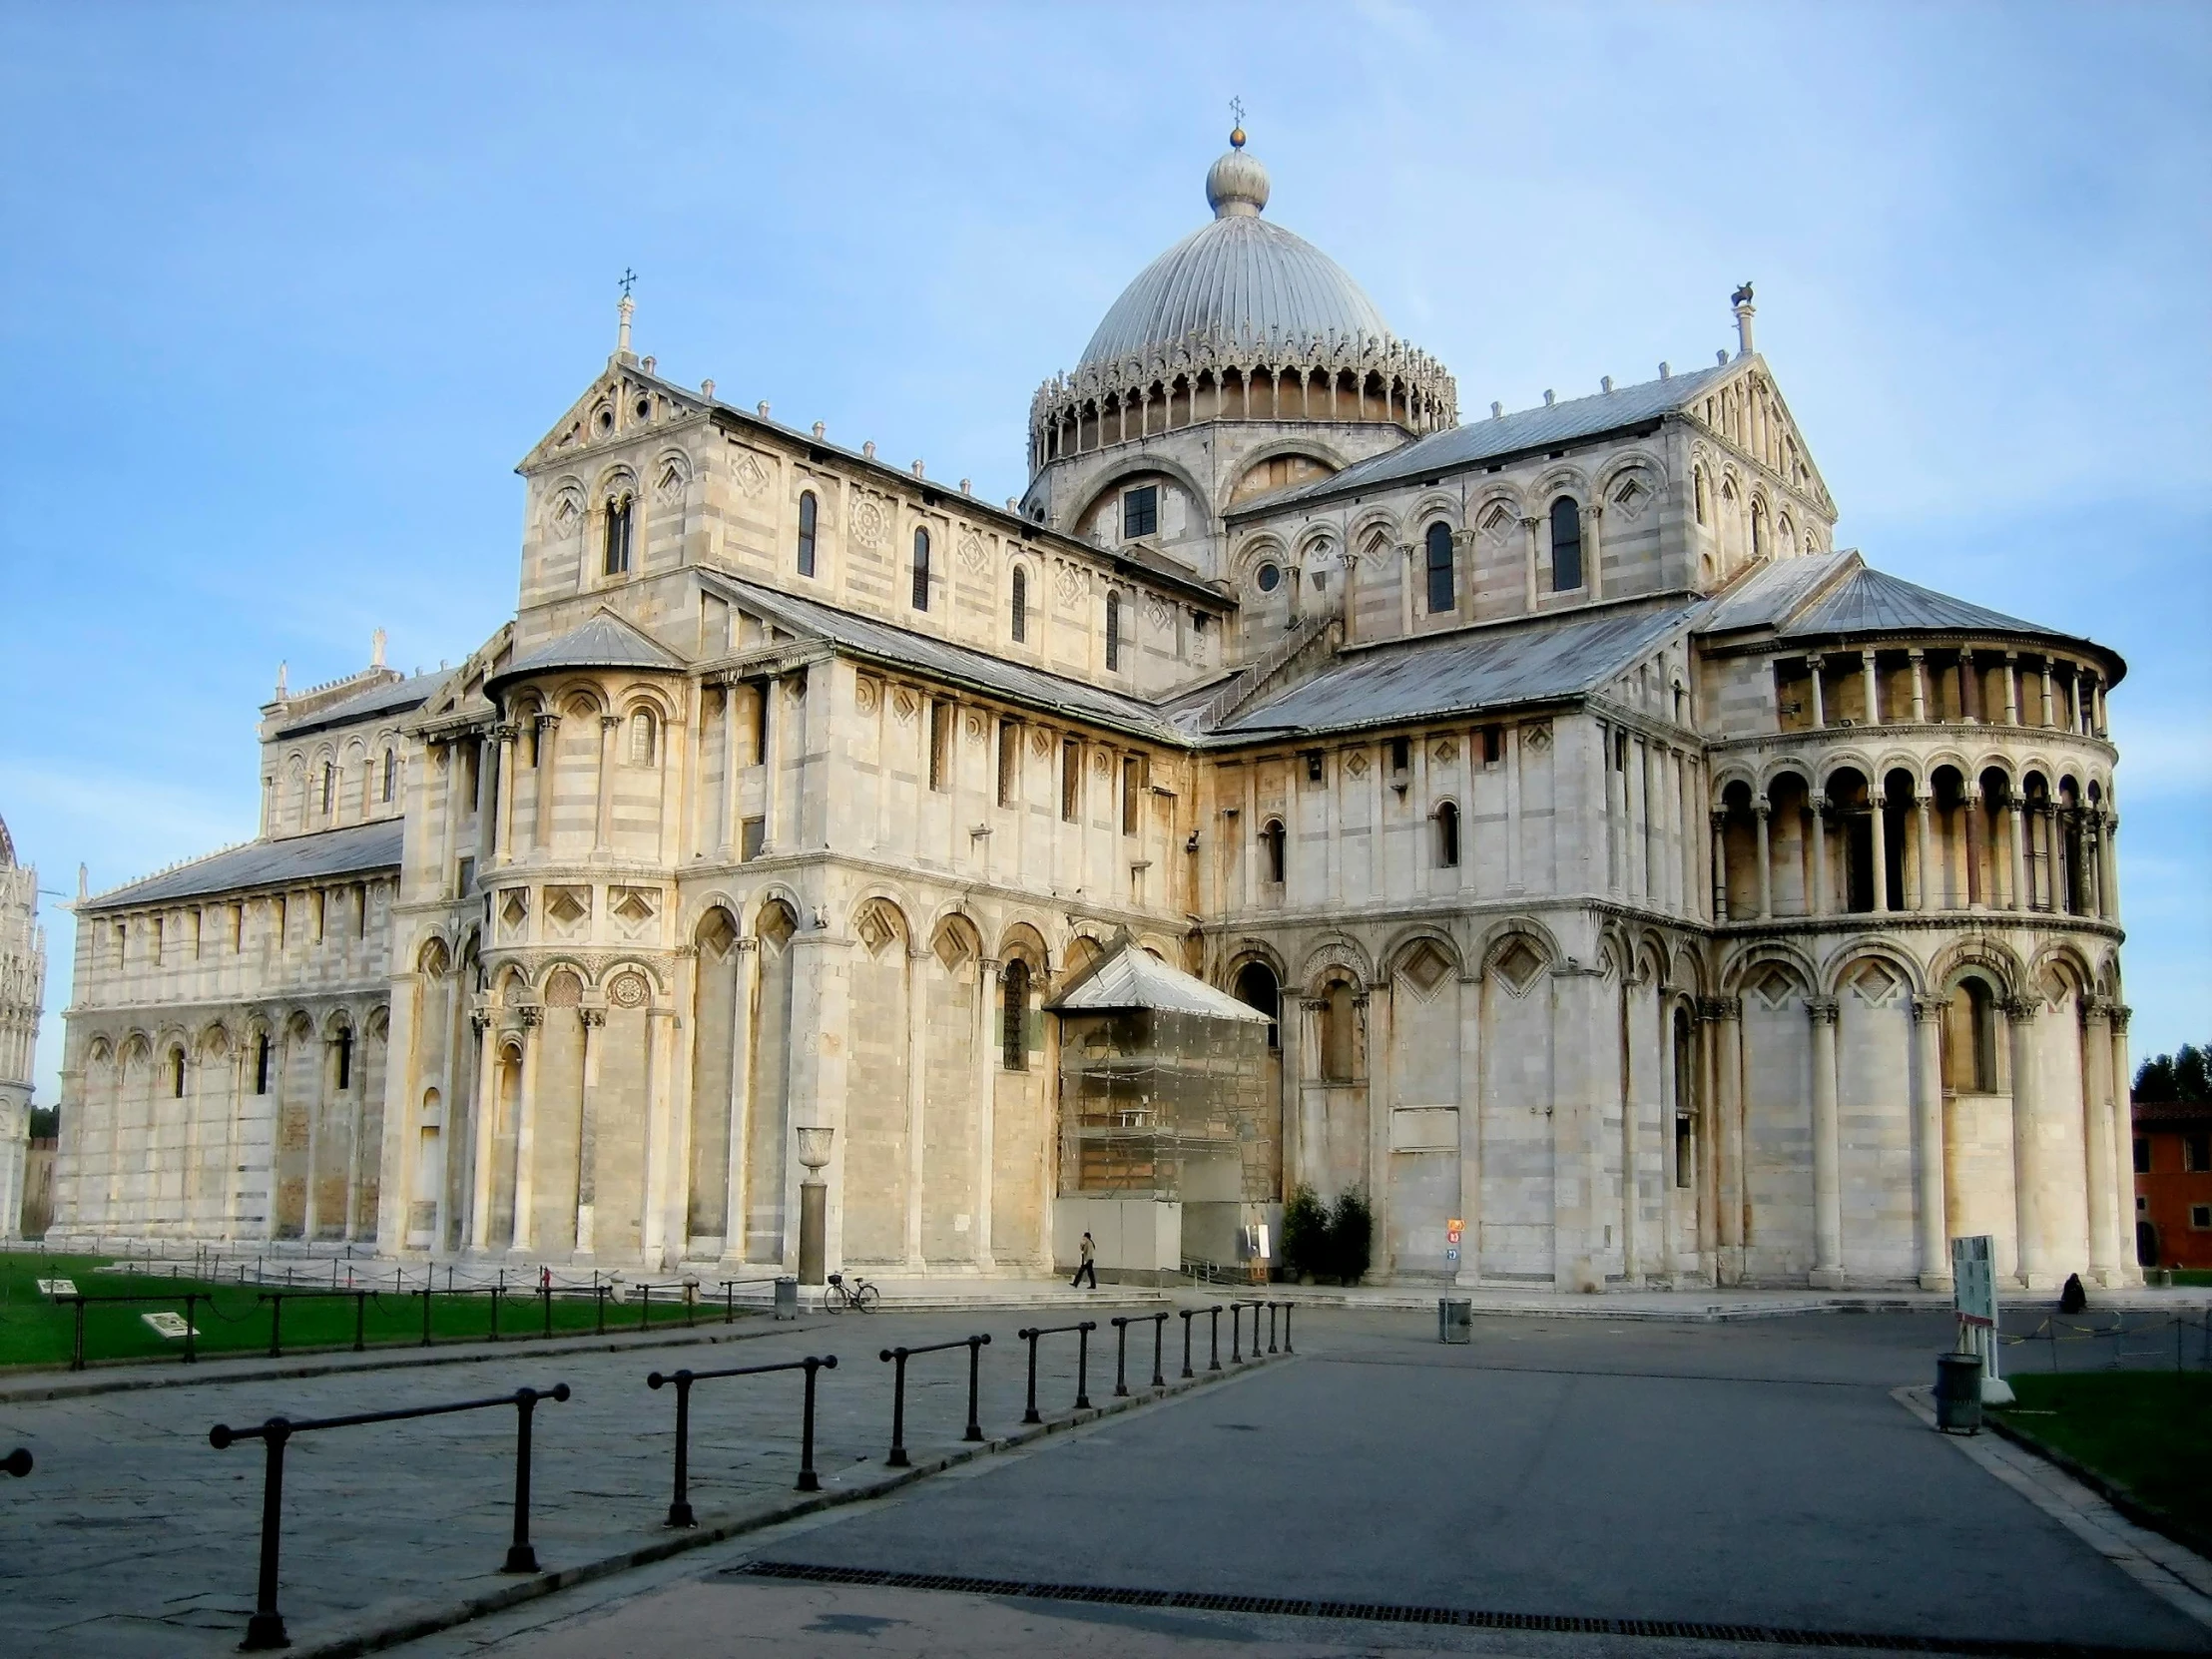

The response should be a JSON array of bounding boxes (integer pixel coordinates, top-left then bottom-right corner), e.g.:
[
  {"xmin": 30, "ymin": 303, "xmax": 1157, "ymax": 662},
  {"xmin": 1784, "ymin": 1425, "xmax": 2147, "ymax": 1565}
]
[
  {"xmin": 1935, "ymin": 1351, "xmax": 1982, "ymax": 1434},
  {"xmin": 1437, "ymin": 1299, "xmax": 1472, "ymax": 1345},
  {"xmin": 773, "ymin": 1277, "xmax": 799, "ymax": 1321}
]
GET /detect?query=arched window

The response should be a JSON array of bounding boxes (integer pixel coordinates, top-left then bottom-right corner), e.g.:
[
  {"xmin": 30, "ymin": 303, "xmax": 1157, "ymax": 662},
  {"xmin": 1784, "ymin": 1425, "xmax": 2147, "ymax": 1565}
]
[
  {"xmin": 1435, "ymin": 801, "xmax": 1460, "ymax": 868},
  {"xmin": 1548, "ymin": 496, "xmax": 1583, "ymax": 591},
  {"xmin": 320, "ymin": 763, "xmax": 335, "ymax": 817},
  {"xmin": 1010, "ymin": 566, "xmax": 1028, "ymax": 642},
  {"xmin": 254, "ymin": 1034, "xmax": 271, "ymax": 1096},
  {"xmin": 1942, "ymin": 977, "xmax": 2000, "ymax": 1094},
  {"xmin": 1751, "ymin": 499, "xmax": 1767, "ymax": 560},
  {"xmin": 1105, "ymin": 592, "xmax": 1122, "ymax": 671},
  {"xmin": 628, "ymin": 710, "xmax": 656, "ymax": 766},
  {"xmin": 1424, "ymin": 521, "xmax": 1455, "ymax": 614},
  {"xmin": 1261, "ymin": 819, "xmax": 1286, "ymax": 884},
  {"xmin": 910, "ymin": 527, "xmax": 930, "ymax": 610},
  {"xmin": 604, "ymin": 493, "xmax": 634, "ymax": 576},
  {"xmin": 333, "ymin": 1027, "xmax": 353, "ymax": 1092},
  {"xmin": 1320, "ymin": 981, "xmax": 1357, "ymax": 1081},
  {"xmin": 1694, "ymin": 468, "xmax": 1709, "ymax": 526},
  {"xmin": 1001, "ymin": 958, "xmax": 1030, "ymax": 1071},
  {"xmin": 380, "ymin": 750, "xmax": 397, "ymax": 804},
  {"xmin": 169, "ymin": 1049, "xmax": 186, "ymax": 1099},
  {"xmin": 1234, "ymin": 960, "xmax": 1281, "ymax": 1051},
  {"xmin": 796, "ymin": 490, "xmax": 818, "ymax": 577}
]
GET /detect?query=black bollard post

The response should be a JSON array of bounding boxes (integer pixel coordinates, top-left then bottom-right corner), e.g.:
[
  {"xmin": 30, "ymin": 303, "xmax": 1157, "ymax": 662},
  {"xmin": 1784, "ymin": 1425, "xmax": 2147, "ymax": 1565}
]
[
  {"xmin": 420, "ymin": 1286, "xmax": 433, "ymax": 1347},
  {"xmin": 725, "ymin": 1282, "xmax": 736, "ymax": 1326},
  {"xmin": 1021, "ymin": 1328, "xmax": 1041, "ymax": 1422},
  {"xmin": 1180, "ymin": 1308, "xmax": 1197, "ymax": 1379},
  {"xmin": 798, "ymin": 1356, "xmax": 835, "ymax": 1491},
  {"xmin": 542, "ymin": 1285, "xmax": 554, "ymax": 1341},
  {"xmin": 268, "ymin": 1294, "xmax": 284, "ymax": 1360},
  {"xmin": 184, "ymin": 1293, "xmax": 199, "ymax": 1365},
  {"xmin": 502, "ymin": 1383, "xmax": 568, "ymax": 1571},
  {"xmin": 964, "ymin": 1336, "xmax": 987, "ymax": 1442},
  {"xmin": 353, "ymin": 1290, "xmax": 367, "ymax": 1353},
  {"xmin": 1208, "ymin": 1305, "xmax": 1222, "ymax": 1372},
  {"xmin": 1151, "ymin": 1312, "xmax": 1166, "ymax": 1388},
  {"xmin": 647, "ymin": 1370, "xmax": 697, "ymax": 1527},
  {"xmin": 1267, "ymin": 1302, "xmax": 1279, "ymax": 1355},
  {"xmin": 1282, "ymin": 1302, "xmax": 1294, "ymax": 1354},
  {"xmin": 490, "ymin": 1285, "xmax": 504, "ymax": 1343},
  {"xmin": 1112, "ymin": 1318, "xmax": 1131, "ymax": 1396},
  {"xmin": 640, "ymin": 1284, "xmax": 652, "ymax": 1333},
  {"xmin": 70, "ymin": 1298, "xmax": 85, "ymax": 1373},
  {"xmin": 242, "ymin": 1420, "xmax": 291, "ymax": 1649},
  {"xmin": 1075, "ymin": 1321, "xmax": 1093, "ymax": 1409},
  {"xmin": 1230, "ymin": 1304, "xmax": 1243, "ymax": 1364},
  {"xmin": 596, "ymin": 1283, "xmax": 608, "ymax": 1336},
  {"xmin": 881, "ymin": 1347, "xmax": 911, "ymax": 1466}
]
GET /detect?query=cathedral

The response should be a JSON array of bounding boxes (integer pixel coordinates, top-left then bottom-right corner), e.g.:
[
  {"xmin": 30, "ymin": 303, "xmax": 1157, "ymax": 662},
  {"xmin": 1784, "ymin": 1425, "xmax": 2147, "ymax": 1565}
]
[
  {"xmin": 0, "ymin": 818, "xmax": 44, "ymax": 1238},
  {"xmin": 52, "ymin": 130, "xmax": 2137, "ymax": 1292}
]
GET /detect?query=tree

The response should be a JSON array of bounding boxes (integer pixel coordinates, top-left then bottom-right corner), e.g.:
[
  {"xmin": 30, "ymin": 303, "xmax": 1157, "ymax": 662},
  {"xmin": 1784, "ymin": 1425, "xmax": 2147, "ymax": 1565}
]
[
  {"xmin": 2135, "ymin": 1044, "xmax": 2210, "ymax": 1104},
  {"xmin": 1280, "ymin": 1184, "xmax": 1328, "ymax": 1282}
]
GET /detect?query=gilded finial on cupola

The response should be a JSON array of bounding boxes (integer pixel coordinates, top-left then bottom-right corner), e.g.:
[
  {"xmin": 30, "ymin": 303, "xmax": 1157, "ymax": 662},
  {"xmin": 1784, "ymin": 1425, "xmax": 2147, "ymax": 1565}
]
[{"xmin": 1207, "ymin": 100, "xmax": 1269, "ymax": 219}]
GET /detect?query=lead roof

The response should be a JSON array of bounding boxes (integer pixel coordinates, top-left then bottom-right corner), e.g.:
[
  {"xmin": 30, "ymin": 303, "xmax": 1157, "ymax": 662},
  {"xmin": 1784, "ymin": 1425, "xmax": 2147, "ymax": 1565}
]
[
  {"xmin": 85, "ymin": 821, "xmax": 404, "ymax": 911},
  {"xmin": 1234, "ymin": 362, "xmax": 1737, "ymax": 516},
  {"xmin": 1046, "ymin": 936, "xmax": 1271, "ymax": 1022}
]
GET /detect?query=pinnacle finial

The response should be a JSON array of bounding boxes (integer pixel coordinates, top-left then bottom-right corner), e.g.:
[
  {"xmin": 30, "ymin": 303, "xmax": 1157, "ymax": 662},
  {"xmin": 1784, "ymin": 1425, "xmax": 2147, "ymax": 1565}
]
[
  {"xmin": 616, "ymin": 269, "xmax": 637, "ymax": 358},
  {"xmin": 1229, "ymin": 96, "xmax": 1246, "ymax": 148}
]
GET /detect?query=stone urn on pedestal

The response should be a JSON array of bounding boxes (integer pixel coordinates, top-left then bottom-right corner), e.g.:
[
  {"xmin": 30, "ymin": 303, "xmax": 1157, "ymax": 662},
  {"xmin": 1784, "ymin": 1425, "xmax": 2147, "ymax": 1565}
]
[{"xmin": 795, "ymin": 1127, "xmax": 834, "ymax": 1286}]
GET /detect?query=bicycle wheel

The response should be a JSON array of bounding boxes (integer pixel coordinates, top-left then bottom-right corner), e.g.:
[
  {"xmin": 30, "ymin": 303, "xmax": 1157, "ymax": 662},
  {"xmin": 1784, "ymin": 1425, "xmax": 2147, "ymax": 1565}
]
[
  {"xmin": 824, "ymin": 1285, "xmax": 846, "ymax": 1314},
  {"xmin": 853, "ymin": 1283, "xmax": 880, "ymax": 1313}
]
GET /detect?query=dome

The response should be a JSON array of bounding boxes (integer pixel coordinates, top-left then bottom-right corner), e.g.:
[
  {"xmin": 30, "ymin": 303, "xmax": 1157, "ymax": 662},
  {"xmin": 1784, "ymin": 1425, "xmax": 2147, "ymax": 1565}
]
[{"xmin": 1077, "ymin": 133, "xmax": 1393, "ymax": 369}]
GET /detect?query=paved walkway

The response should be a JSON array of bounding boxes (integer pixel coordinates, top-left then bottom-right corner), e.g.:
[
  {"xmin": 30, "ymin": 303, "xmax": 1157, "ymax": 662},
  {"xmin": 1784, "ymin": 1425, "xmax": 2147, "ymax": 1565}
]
[
  {"xmin": 0, "ymin": 1300, "xmax": 1250, "ymax": 1658},
  {"xmin": 387, "ymin": 1309, "xmax": 2212, "ymax": 1659}
]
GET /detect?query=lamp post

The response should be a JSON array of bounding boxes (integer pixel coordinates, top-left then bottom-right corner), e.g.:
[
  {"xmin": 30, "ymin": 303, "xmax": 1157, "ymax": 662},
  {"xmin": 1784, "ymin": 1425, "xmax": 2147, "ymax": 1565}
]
[{"xmin": 796, "ymin": 1127, "xmax": 833, "ymax": 1286}]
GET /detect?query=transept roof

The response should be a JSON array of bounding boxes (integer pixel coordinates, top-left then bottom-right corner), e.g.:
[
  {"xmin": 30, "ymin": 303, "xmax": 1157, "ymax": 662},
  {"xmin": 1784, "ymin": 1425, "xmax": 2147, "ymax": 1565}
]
[
  {"xmin": 1233, "ymin": 361, "xmax": 1738, "ymax": 516},
  {"xmin": 83, "ymin": 821, "xmax": 403, "ymax": 911},
  {"xmin": 490, "ymin": 609, "xmax": 689, "ymax": 695}
]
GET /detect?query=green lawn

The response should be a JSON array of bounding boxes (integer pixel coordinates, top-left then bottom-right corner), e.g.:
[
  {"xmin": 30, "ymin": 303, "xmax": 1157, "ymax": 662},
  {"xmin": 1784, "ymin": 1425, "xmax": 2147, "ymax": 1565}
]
[
  {"xmin": 1992, "ymin": 1372, "xmax": 2212, "ymax": 1547},
  {"xmin": 0, "ymin": 1253, "xmax": 733, "ymax": 1371},
  {"xmin": 2171, "ymin": 1269, "xmax": 2212, "ymax": 1288}
]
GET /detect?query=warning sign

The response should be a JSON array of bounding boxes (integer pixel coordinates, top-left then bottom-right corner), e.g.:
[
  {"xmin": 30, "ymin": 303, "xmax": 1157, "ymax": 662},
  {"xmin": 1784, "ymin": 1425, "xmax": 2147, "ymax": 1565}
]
[{"xmin": 1444, "ymin": 1219, "xmax": 1463, "ymax": 1245}]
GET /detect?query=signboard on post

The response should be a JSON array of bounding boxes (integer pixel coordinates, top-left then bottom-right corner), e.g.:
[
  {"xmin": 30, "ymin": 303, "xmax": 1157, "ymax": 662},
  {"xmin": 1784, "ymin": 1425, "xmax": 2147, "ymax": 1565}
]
[
  {"xmin": 1949, "ymin": 1235, "xmax": 2011, "ymax": 1403},
  {"xmin": 1445, "ymin": 1219, "xmax": 1464, "ymax": 1245}
]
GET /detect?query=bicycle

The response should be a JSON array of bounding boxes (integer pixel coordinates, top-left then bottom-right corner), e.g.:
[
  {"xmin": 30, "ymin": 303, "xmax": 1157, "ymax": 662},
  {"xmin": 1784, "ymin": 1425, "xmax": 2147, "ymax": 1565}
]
[{"xmin": 822, "ymin": 1272, "xmax": 880, "ymax": 1314}]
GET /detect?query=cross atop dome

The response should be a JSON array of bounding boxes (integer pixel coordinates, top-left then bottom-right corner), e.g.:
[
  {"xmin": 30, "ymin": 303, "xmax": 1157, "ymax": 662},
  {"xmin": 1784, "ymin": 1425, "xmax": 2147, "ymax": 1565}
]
[{"xmin": 1206, "ymin": 117, "xmax": 1269, "ymax": 219}]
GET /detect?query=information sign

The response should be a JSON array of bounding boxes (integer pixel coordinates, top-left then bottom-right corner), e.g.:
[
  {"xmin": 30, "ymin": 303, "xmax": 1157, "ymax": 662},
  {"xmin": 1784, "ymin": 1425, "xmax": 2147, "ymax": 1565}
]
[
  {"xmin": 1951, "ymin": 1235, "xmax": 1996, "ymax": 1328},
  {"xmin": 1444, "ymin": 1247, "xmax": 1460, "ymax": 1263},
  {"xmin": 141, "ymin": 1312, "xmax": 198, "ymax": 1340},
  {"xmin": 36, "ymin": 1279, "xmax": 77, "ymax": 1299}
]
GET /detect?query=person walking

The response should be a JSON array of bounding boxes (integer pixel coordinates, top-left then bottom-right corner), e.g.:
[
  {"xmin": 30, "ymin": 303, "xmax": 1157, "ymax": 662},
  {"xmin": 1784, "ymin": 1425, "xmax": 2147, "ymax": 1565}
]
[{"xmin": 1072, "ymin": 1231, "xmax": 1097, "ymax": 1290}]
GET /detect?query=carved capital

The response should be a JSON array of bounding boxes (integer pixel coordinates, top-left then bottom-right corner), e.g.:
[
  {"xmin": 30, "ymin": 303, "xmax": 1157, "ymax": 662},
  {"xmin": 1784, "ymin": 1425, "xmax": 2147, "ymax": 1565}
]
[
  {"xmin": 1912, "ymin": 994, "xmax": 1946, "ymax": 1023},
  {"xmin": 734, "ymin": 935, "xmax": 760, "ymax": 953},
  {"xmin": 515, "ymin": 1003, "xmax": 543, "ymax": 1028},
  {"xmin": 579, "ymin": 1008, "xmax": 606, "ymax": 1028},
  {"xmin": 2111, "ymin": 1004, "xmax": 2132, "ymax": 1034},
  {"xmin": 600, "ymin": 713, "xmax": 621, "ymax": 732},
  {"xmin": 1697, "ymin": 995, "xmax": 1739, "ymax": 1023},
  {"xmin": 490, "ymin": 722, "xmax": 517, "ymax": 744},
  {"xmin": 1806, "ymin": 996, "xmax": 1841, "ymax": 1025},
  {"xmin": 535, "ymin": 712, "xmax": 561, "ymax": 733},
  {"xmin": 2002, "ymin": 997, "xmax": 2040, "ymax": 1024}
]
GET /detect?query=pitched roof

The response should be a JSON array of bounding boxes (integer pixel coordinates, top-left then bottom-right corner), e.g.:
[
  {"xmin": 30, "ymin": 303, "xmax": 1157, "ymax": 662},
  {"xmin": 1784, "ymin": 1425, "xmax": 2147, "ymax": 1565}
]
[
  {"xmin": 84, "ymin": 821, "xmax": 403, "ymax": 911},
  {"xmin": 710, "ymin": 574, "xmax": 1189, "ymax": 744},
  {"xmin": 1213, "ymin": 599, "xmax": 1699, "ymax": 739},
  {"xmin": 1692, "ymin": 550, "xmax": 1859, "ymax": 634},
  {"xmin": 1046, "ymin": 937, "xmax": 1270, "ymax": 1023},
  {"xmin": 1779, "ymin": 565, "xmax": 2043, "ymax": 639},
  {"xmin": 273, "ymin": 672, "xmax": 443, "ymax": 739},
  {"xmin": 1234, "ymin": 361, "xmax": 1737, "ymax": 515},
  {"xmin": 489, "ymin": 609, "xmax": 689, "ymax": 694}
]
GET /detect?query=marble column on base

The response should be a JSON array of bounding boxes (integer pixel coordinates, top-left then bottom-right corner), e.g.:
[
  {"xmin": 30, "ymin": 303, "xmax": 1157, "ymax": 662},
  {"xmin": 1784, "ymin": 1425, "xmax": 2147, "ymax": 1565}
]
[
  {"xmin": 1912, "ymin": 995, "xmax": 1950, "ymax": 1289},
  {"xmin": 1808, "ymin": 997, "xmax": 1844, "ymax": 1288},
  {"xmin": 574, "ymin": 1006, "xmax": 604, "ymax": 1258},
  {"xmin": 2007, "ymin": 998, "xmax": 2045, "ymax": 1288}
]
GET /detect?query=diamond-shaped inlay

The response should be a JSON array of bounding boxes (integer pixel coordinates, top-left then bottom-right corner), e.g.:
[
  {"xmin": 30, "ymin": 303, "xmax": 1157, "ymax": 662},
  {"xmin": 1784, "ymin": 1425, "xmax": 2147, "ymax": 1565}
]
[
  {"xmin": 612, "ymin": 887, "xmax": 657, "ymax": 924},
  {"xmin": 499, "ymin": 891, "xmax": 528, "ymax": 931},
  {"xmin": 1754, "ymin": 967, "xmax": 1799, "ymax": 1009},
  {"xmin": 933, "ymin": 926, "xmax": 973, "ymax": 973},
  {"xmin": 1850, "ymin": 960, "xmax": 1900, "ymax": 1004},
  {"xmin": 1345, "ymin": 752, "xmax": 1370, "ymax": 779},
  {"xmin": 1493, "ymin": 939, "xmax": 1544, "ymax": 995},
  {"xmin": 546, "ymin": 887, "xmax": 588, "ymax": 926},
  {"xmin": 854, "ymin": 902, "xmax": 898, "ymax": 955},
  {"xmin": 1401, "ymin": 941, "xmax": 1452, "ymax": 995}
]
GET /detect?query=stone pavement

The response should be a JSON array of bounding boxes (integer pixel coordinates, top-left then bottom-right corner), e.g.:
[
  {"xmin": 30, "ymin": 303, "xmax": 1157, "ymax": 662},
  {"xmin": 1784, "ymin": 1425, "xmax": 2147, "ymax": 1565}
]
[
  {"xmin": 0, "ymin": 1298, "xmax": 1249, "ymax": 1658},
  {"xmin": 387, "ymin": 1308, "xmax": 2212, "ymax": 1659}
]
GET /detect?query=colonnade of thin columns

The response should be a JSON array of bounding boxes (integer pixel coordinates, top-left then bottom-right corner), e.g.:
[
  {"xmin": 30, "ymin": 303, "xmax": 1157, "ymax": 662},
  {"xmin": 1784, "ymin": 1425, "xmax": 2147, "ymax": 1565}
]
[{"xmin": 1702, "ymin": 988, "xmax": 2136, "ymax": 1289}]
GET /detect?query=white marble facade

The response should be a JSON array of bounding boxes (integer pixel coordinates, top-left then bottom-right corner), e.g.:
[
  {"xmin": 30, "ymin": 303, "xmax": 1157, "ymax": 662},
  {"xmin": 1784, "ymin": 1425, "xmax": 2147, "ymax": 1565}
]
[
  {"xmin": 52, "ymin": 133, "xmax": 2136, "ymax": 1290},
  {"xmin": 0, "ymin": 820, "xmax": 43, "ymax": 1238}
]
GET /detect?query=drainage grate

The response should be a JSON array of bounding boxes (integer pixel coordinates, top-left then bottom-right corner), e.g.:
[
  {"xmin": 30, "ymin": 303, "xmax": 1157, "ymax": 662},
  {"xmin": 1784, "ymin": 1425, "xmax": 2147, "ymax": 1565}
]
[{"xmin": 731, "ymin": 1560, "xmax": 2185, "ymax": 1657}]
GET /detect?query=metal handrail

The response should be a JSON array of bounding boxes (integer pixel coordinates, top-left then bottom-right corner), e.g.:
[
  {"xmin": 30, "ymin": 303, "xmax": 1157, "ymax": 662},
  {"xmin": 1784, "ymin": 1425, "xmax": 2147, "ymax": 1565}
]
[
  {"xmin": 210, "ymin": 1382, "xmax": 571, "ymax": 1651},
  {"xmin": 1110, "ymin": 1312, "xmax": 1169, "ymax": 1394},
  {"xmin": 878, "ymin": 1335, "xmax": 991, "ymax": 1465},
  {"xmin": 1014, "ymin": 1321, "xmax": 1096, "ymax": 1423},
  {"xmin": 647, "ymin": 1355, "xmax": 836, "ymax": 1522}
]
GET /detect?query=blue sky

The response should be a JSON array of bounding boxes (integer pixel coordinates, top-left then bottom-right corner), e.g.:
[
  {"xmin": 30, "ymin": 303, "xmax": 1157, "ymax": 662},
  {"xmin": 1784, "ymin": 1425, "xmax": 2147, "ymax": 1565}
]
[{"xmin": 1, "ymin": 2, "xmax": 2205, "ymax": 1104}]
